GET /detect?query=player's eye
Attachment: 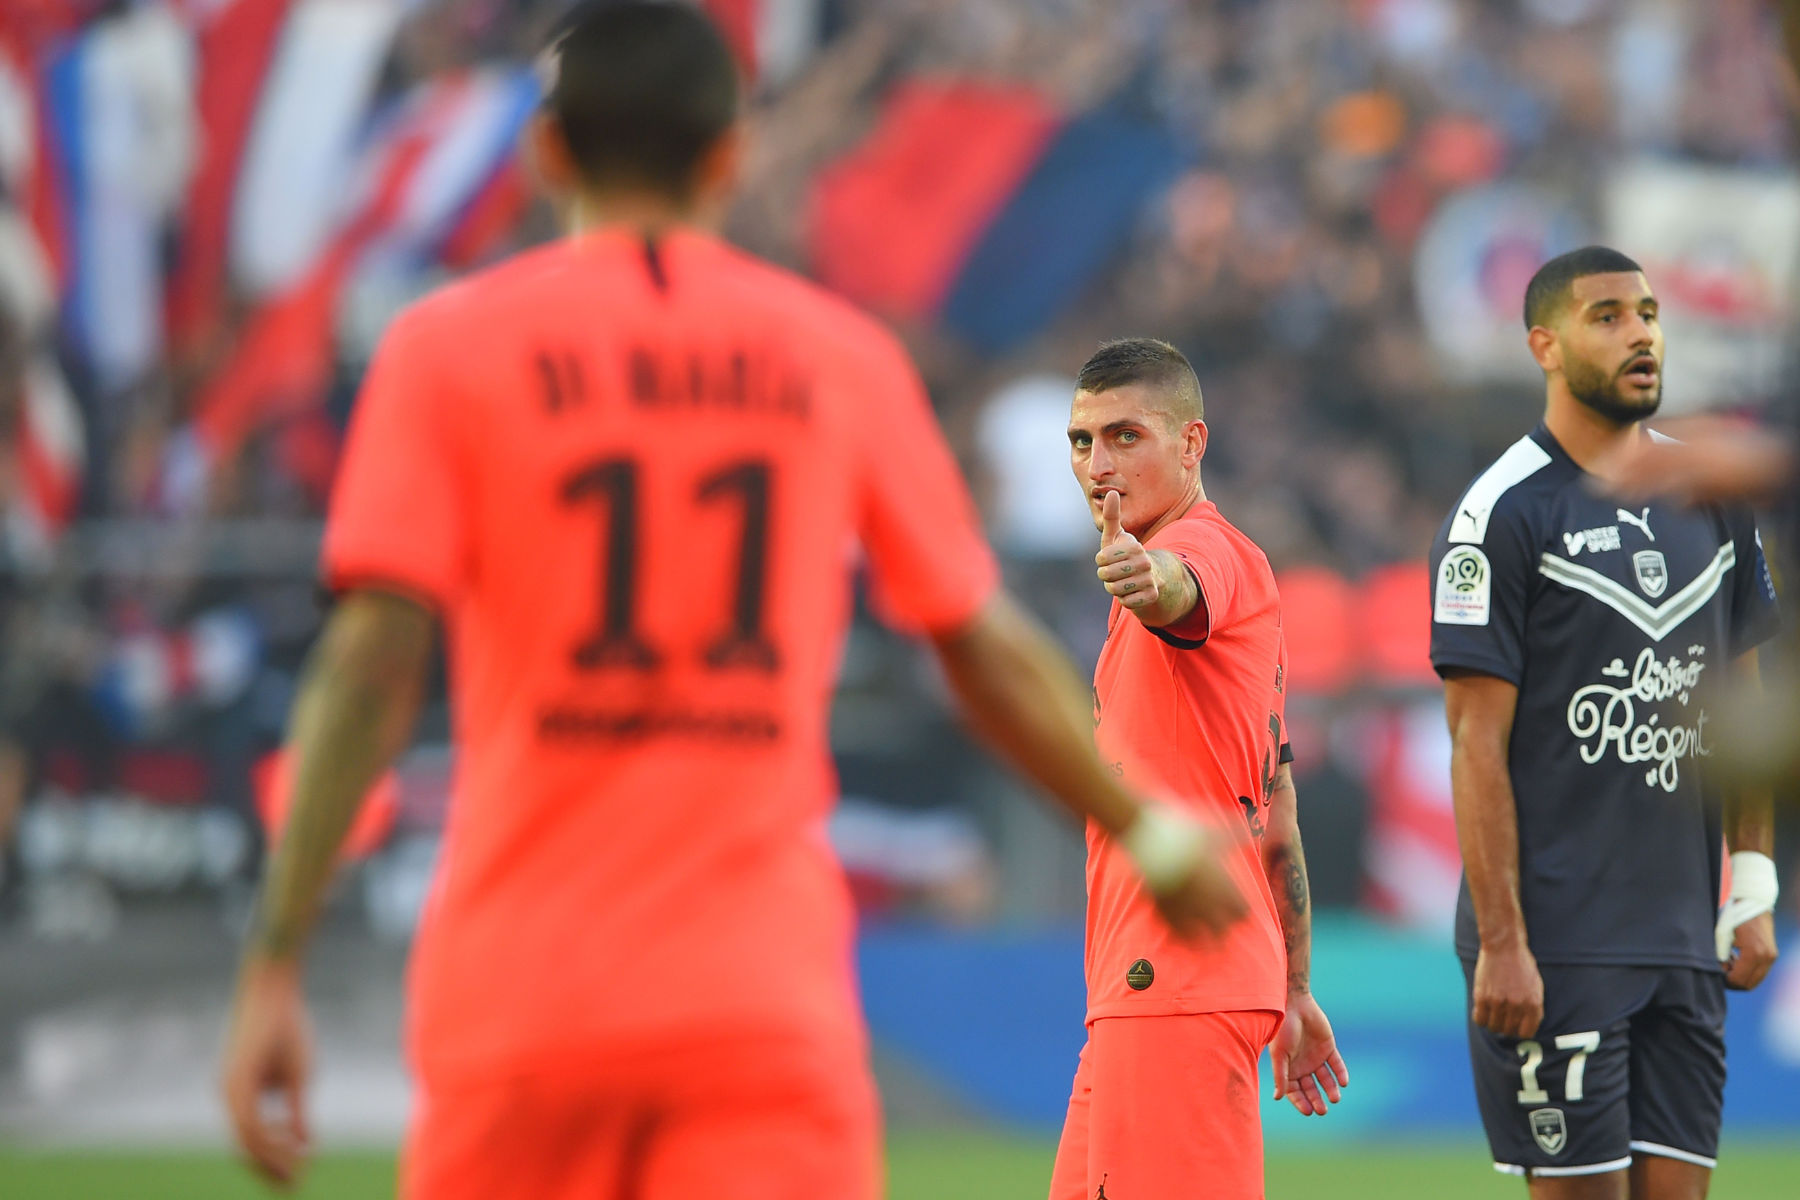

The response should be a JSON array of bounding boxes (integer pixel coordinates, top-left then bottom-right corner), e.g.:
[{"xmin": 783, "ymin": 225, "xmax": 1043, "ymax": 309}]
[
  {"xmin": 1071, "ymin": 434, "xmax": 1091, "ymax": 450},
  {"xmin": 1598, "ymin": 314, "xmax": 1615, "ymax": 323},
  {"xmin": 1118, "ymin": 430, "xmax": 1139, "ymax": 444}
]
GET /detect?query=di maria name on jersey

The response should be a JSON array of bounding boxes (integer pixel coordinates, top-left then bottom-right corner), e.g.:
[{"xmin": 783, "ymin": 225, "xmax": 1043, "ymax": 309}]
[{"xmin": 1430, "ymin": 425, "xmax": 1779, "ymax": 971}]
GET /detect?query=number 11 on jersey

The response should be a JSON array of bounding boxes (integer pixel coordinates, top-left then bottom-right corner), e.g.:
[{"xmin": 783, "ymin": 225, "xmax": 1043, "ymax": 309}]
[{"xmin": 560, "ymin": 455, "xmax": 781, "ymax": 673}]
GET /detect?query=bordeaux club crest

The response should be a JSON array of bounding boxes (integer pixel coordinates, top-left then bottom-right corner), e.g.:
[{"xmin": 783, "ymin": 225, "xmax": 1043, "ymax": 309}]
[
  {"xmin": 1632, "ymin": 550, "xmax": 1668, "ymax": 599},
  {"xmin": 1530, "ymin": 1107, "xmax": 1568, "ymax": 1156}
]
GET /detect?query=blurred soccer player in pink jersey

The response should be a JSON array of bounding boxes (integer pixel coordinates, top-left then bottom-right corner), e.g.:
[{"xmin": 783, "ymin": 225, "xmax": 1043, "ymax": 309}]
[{"xmin": 218, "ymin": 6, "xmax": 1244, "ymax": 1198}]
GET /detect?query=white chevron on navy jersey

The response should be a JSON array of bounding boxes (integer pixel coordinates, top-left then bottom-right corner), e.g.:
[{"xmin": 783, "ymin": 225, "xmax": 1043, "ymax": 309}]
[{"xmin": 1537, "ymin": 542, "xmax": 1735, "ymax": 642}]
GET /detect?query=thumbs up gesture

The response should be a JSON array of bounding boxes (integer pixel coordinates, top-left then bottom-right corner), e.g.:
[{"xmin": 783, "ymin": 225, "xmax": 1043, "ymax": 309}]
[{"xmin": 1096, "ymin": 491, "xmax": 1161, "ymax": 612}]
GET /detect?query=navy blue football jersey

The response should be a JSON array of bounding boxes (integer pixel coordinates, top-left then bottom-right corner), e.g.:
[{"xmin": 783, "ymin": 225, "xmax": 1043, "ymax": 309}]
[{"xmin": 1430, "ymin": 425, "xmax": 1779, "ymax": 970}]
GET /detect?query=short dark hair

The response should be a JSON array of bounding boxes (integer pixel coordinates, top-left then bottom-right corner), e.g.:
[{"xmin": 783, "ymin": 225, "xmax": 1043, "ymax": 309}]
[
  {"xmin": 1523, "ymin": 246, "xmax": 1644, "ymax": 330},
  {"xmin": 545, "ymin": 1, "xmax": 739, "ymax": 197},
  {"xmin": 1075, "ymin": 338, "xmax": 1204, "ymax": 421}
]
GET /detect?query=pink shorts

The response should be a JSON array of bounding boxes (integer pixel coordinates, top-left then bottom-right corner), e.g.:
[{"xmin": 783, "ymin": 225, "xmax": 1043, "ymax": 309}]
[
  {"xmin": 1050, "ymin": 1010, "xmax": 1282, "ymax": 1200},
  {"xmin": 402, "ymin": 1031, "xmax": 879, "ymax": 1200}
]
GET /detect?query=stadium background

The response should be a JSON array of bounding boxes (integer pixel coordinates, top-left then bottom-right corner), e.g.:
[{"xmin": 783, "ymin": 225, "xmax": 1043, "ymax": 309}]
[{"xmin": 1, "ymin": 0, "xmax": 1799, "ymax": 1196}]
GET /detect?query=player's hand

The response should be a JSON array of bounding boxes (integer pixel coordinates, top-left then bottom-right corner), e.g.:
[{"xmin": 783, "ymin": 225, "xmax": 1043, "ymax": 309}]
[
  {"xmin": 1120, "ymin": 802, "xmax": 1247, "ymax": 936},
  {"xmin": 1095, "ymin": 492, "xmax": 1161, "ymax": 612},
  {"xmin": 1272, "ymin": 992, "xmax": 1349, "ymax": 1116},
  {"xmin": 1153, "ymin": 843, "xmax": 1249, "ymax": 938},
  {"xmin": 1472, "ymin": 940, "xmax": 1543, "ymax": 1039},
  {"xmin": 1724, "ymin": 912, "xmax": 1779, "ymax": 992},
  {"xmin": 221, "ymin": 957, "xmax": 313, "ymax": 1189}
]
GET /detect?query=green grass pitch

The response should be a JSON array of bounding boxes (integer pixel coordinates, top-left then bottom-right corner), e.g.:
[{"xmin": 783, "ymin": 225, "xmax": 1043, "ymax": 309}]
[{"xmin": 2, "ymin": 1136, "xmax": 1796, "ymax": 1198}]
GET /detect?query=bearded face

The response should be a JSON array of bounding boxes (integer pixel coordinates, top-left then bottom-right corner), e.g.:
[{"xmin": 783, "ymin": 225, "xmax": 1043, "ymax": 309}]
[{"xmin": 1563, "ymin": 341, "xmax": 1662, "ymax": 425}]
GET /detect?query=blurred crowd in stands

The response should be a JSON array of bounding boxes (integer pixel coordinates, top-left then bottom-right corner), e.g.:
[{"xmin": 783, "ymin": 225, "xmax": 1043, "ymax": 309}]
[{"xmin": 0, "ymin": 0, "xmax": 1795, "ymax": 934}]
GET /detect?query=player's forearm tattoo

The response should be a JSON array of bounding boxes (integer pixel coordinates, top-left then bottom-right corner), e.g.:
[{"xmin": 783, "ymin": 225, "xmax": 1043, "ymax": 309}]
[
  {"xmin": 1266, "ymin": 775, "xmax": 1313, "ymax": 992},
  {"xmin": 1155, "ymin": 552, "xmax": 1197, "ymax": 622},
  {"xmin": 1281, "ymin": 854, "xmax": 1309, "ymax": 920},
  {"xmin": 1270, "ymin": 845, "xmax": 1312, "ymax": 992}
]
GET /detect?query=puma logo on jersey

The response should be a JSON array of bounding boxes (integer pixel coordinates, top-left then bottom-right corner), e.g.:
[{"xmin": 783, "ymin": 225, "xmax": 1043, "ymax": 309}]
[
  {"xmin": 1616, "ymin": 507, "xmax": 1655, "ymax": 541},
  {"xmin": 1563, "ymin": 526, "xmax": 1621, "ymax": 555}
]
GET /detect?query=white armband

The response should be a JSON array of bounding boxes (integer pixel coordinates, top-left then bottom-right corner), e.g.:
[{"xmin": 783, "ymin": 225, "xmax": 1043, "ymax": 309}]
[
  {"xmin": 1120, "ymin": 803, "xmax": 1205, "ymax": 896},
  {"xmin": 1715, "ymin": 851, "xmax": 1780, "ymax": 960}
]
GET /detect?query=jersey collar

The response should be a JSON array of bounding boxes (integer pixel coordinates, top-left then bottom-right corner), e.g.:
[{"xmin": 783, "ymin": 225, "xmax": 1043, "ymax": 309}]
[{"xmin": 1529, "ymin": 422, "xmax": 1584, "ymax": 477}]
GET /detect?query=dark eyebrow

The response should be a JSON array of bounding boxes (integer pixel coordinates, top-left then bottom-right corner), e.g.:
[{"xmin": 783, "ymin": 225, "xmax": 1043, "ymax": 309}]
[
  {"xmin": 1068, "ymin": 417, "xmax": 1153, "ymax": 442},
  {"xmin": 1585, "ymin": 298, "xmax": 1624, "ymax": 314},
  {"xmin": 1068, "ymin": 418, "xmax": 1147, "ymax": 439}
]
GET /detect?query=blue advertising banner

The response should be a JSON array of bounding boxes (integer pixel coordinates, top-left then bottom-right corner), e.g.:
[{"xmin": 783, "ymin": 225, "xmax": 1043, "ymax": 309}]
[{"xmin": 858, "ymin": 916, "xmax": 1800, "ymax": 1141}]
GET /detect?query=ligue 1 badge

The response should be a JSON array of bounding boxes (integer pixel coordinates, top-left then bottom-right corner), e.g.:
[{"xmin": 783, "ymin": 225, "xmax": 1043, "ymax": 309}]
[
  {"xmin": 1530, "ymin": 1107, "xmax": 1568, "ymax": 1156},
  {"xmin": 1435, "ymin": 545, "xmax": 1492, "ymax": 626}
]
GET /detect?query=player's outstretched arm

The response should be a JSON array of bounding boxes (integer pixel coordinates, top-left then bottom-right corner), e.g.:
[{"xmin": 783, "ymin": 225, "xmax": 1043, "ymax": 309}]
[
  {"xmin": 1780, "ymin": 0, "xmax": 1800, "ymax": 103},
  {"xmin": 221, "ymin": 589, "xmax": 435, "ymax": 1187},
  {"xmin": 1720, "ymin": 650, "xmax": 1781, "ymax": 991},
  {"xmin": 1093, "ymin": 491, "xmax": 1202, "ymax": 630},
  {"xmin": 1444, "ymin": 670, "xmax": 1544, "ymax": 1040},
  {"xmin": 1599, "ymin": 419, "xmax": 1794, "ymax": 508},
  {"xmin": 1263, "ymin": 763, "xmax": 1348, "ymax": 1115},
  {"xmin": 929, "ymin": 590, "xmax": 1246, "ymax": 937}
]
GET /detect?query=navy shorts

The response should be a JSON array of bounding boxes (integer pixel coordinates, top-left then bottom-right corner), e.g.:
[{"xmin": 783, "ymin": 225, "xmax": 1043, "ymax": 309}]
[{"xmin": 1461, "ymin": 961, "xmax": 1725, "ymax": 1180}]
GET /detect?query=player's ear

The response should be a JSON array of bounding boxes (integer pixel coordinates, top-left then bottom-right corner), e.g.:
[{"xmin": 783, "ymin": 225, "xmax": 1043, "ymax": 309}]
[
  {"xmin": 692, "ymin": 121, "xmax": 745, "ymax": 209},
  {"xmin": 525, "ymin": 109, "xmax": 581, "ymax": 202},
  {"xmin": 1527, "ymin": 324, "xmax": 1561, "ymax": 375},
  {"xmin": 1184, "ymin": 419, "xmax": 1208, "ymax": 467}
]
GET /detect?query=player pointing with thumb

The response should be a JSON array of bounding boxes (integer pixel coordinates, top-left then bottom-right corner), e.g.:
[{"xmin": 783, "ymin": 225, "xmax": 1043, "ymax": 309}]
[
  {"xmin": 1095, "ymin": 489, "xmax": 1193, "ymax": 617},
  {"xmin": 1051, "ymin": 340, "xmax": 1345, "ymax": 1200}
]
